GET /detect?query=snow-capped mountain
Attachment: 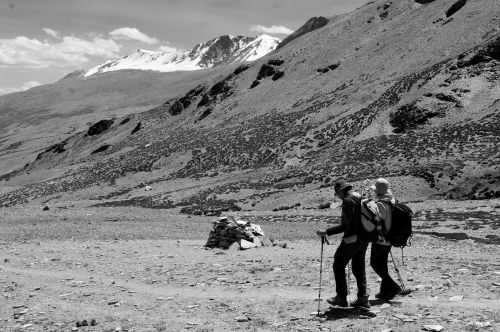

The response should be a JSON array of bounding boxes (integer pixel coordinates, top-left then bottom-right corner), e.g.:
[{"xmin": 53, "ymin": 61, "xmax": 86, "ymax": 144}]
[{"xmin": 84, "ymin": 34, "xmax": 280, "ymax": 77}]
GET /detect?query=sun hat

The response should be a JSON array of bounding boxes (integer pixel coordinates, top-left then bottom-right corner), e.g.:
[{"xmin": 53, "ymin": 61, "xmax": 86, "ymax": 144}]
[
  {"xmin": 371, "ymin": 178, "xmax": 390, "ymax": 195},
  {"xmin": 334, "ymin": 179, "xmax": 353, "ymax": 194}
]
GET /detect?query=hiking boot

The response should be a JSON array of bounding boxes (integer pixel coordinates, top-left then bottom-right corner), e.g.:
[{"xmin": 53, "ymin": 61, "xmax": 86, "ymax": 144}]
[
  {"xmin": 375, "ymin": 287, "xmax": 402, "ymax": 300},
  {"xmin": 351, "ymin": 295, "xmax": 370, "ymax": 309},
  {"xmin": 326, "ymin": 296, "xmax": 348, "ymax": 307}
]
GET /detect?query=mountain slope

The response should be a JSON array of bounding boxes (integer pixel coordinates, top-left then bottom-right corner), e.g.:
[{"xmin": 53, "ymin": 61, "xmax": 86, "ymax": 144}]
[
  {"xmin": 1, "ymin": 0, "xmax": 499, "ymax": 210},
  {"xmin": 85, "ymin": 34, "xmax": 280, "ymax": 77}
]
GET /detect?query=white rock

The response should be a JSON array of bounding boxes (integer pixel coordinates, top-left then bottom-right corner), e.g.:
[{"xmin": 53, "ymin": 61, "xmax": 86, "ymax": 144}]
[
  {"xmin": 449, "ymin": 295, "xmax": 463, "ymax": 302},
  {"xmin": 236, "ymin": 315, "xmax": 250, "ymax": 322},
  {"xmin": 240, "ymin": 239, "xmax": 257, "ymax": 250},
  {"xmin": 422, "ymin": 324, "xmax": 444, "ymax": 331}
]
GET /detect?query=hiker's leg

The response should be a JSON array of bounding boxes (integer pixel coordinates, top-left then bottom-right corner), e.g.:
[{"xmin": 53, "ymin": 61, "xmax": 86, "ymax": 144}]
[
  {"xmin": 371, "ymin": 243, "xmax": 399, "ymax": 294},
  {"xmin": 370, "ymin": 243, "xmax": 388, "ymax": 293},
  {"xmin": 333, "ymin": 241, "xmax": 350, "ymax": 298},
  {"xmin": 351, "ymin": 241, "xmax": 369, "ymax": 297},
  {"xmin": 383, "ymin": 246, "xmax": 401, "ymax": 292}
]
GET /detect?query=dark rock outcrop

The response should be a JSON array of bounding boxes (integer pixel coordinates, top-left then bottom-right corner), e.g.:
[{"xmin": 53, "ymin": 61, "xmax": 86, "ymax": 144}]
[
  {"xmin": 131, "ymin": 122, "xmax": 141, "ymax": 135},
  {"xmin": 250, "ymin": 80, "xmax": 260, "ymax": 89},
  {"xmin": 278, "ymin": 17, "xmax": 329, "ymax": 49},
  {"xmin": 233, "ymin": 64, "xmax": 250, "ymax": 75},
  {"xmin": 272, "ymin": 71, "xmax": 285, "ymax": 81},
  {"xmin": 445, "ymin": 0, "xmax": 467, "ymax": 18},
  {"xmin": 415, "ymin": 0, "xmax": 436, "ymax": 3},
  {"xmin": 457, "ymin": 36, "xmax": 500, "ymax": 68},
  {"xmin": 268, "ymin": 59, "xmax": 285, "ymax": 66},
  {"xmin": 168, "ymin": 100, "xmax": 184, "ymax": 116},
  {"xmin": 198, "ymin": 108, "xmax": 212, "ymax": 121},
  {"xmin": 91, "ymin": 144, "xmax": 111, "ymax": 154},
  {"xmin": 87, "ymin": 119, "xmax": 114, "ymax": 136},
  {"xmin": 35, "ymin": 142, "xmax": 67, "ymax": 160},
  {"xmin": 257, "ymin": 64, "xmax": 277, "ymax": 80},
  {"xmin": 119, "ymin": 118, "xmax": 130, "ymax": 125},
  {"xmin": 390, "ymin": 102, "xmax": 446, "ymax": 133},
  {"xmin": 317, "ymin": 62, "xmax": 341, "ymax": 74}
]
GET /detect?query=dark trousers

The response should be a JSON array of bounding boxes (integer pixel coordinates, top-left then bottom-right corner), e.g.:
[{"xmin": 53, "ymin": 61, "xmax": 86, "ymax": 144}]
[
  {"xmin": 370, "ymin": 243, "xmax": 400, "ymax": 294},
  {"xmin": 333, "ymin": 240, "xmax": 368, "ymax": 298}
]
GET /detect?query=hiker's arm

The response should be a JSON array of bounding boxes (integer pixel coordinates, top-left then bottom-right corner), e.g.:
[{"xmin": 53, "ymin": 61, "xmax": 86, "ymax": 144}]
[
  {"xmin": 325, "ymin": 224, "xmax": 344, "ymax": 235},
  {"xmin": 329, "ymin": 198, "xmax": 356, "ymax": 235},
  {"xmin": 326, "ymin": 201, "xmax": 350, "ymax": 235}
]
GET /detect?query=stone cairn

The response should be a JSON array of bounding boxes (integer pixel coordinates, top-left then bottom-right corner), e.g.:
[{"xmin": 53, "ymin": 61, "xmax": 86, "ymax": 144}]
[{"xmin": 205, "ymin": 216, "xmax": 265, "ymax": 250}]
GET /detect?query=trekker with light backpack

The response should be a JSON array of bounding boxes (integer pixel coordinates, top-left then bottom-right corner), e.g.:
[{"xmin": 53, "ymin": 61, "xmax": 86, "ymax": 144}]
[{"xmin": 367, "ymin": 178, "xmax": 403, "ymax": 300}]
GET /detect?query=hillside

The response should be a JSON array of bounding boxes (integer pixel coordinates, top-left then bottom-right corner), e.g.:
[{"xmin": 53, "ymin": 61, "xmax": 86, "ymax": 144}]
[{"xmin": 1, "ymin": 0, "xmax": 499, "ymax": 213}]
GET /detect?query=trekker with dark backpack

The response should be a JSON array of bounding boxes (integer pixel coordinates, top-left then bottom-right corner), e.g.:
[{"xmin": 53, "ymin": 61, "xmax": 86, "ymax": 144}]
[
  {"xmin": 316, "ymin": 179, "xmax": 370, "ymax": 309},
  {"xmin": 367, "ymin": 178, "xmax": 413, "ymax": 300}
]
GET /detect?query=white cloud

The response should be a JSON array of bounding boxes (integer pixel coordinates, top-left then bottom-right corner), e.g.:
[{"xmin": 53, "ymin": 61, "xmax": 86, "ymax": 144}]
[
  {"xmin": 0, "ymin": 34, "xmax": 121, "ymax": 69},
  {"xmin": 109, "ymin": 27, "xmax": 159, "ymax": 45},
  {"xmin": 158, "ymin": 44, "xmax": 182, "ymax": 54},
  {"xmin": 43, "ymin": 28, "xmax": 60, "ymax": 39},
  {"xmin": 0, "ymin": 81, "xmax": 41, "ymax": 96},
  {"xmin": 250, "ymin": 25, "xmax": 294, "ymax": 35}
]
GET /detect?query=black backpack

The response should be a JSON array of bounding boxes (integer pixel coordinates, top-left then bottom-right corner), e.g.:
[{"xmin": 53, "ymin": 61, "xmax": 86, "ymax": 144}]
[{"xmin": 387, "ymin": 202, "xmax": 413, "ymax": 248}]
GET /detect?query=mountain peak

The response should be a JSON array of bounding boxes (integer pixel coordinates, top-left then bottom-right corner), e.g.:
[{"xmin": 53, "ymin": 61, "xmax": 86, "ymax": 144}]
[{"xmin": 84, "ymin": 34, "xmax": 281, "ymax": 77}]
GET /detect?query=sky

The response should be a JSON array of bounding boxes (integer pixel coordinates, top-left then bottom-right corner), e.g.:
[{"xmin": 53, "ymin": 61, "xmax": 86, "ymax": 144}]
[{"xmin": 0, "ymin": 0, "xmax": 368, "ymax": 95}]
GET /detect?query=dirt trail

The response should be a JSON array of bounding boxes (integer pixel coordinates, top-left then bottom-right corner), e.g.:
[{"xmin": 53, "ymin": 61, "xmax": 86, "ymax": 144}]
[{"xmin": 2, "ymin": 264, "xmax": 499, "ymax": 311}]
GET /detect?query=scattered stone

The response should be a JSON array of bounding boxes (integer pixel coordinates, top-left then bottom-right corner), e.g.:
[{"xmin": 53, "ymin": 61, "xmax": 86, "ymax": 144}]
[
  {"xmin": 235, "ymin": 315, "xmax": 251, "ymax": 322},
  {"xmin": 467, "ymin": 321, "xmax": 492, "ymax": 329},
  {"xmin": 42, "ymin": 205, "xmax": 50, "ymax": 211},
  {"xmin": 107, "ymin": 300, "xmax": 119, "ymax": 305},
  {"xmin": 422, "ymin": 325, "xmax": 444, "ymax": 332},
  {"xmin": 449, "ymin": 295, "xmax": 463, "ymax": 301}
]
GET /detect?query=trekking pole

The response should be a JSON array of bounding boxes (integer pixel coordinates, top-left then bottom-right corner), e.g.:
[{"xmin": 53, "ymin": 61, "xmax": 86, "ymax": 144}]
[
  {"xmin": 317, "ymin": 235, "xmax": 329, "ymax": 316},
  {"xmin": 346, "ymin": 261, "xmax": 351, "ymax": 297},
  {"xmin": 389, "ymin": 250, "xmax": 409, "ymax": 294}
]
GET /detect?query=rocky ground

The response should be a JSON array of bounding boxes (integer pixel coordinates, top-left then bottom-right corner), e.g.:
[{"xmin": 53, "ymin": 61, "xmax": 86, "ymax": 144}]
[{"xmin": 1, "ymin": 200, "xmax": 499, "ymax": 332}]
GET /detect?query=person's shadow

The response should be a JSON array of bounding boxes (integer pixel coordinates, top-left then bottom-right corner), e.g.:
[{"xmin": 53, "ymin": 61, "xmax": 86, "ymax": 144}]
[
  {"xmin": 321, "ymin": 307, "xmax": 376, "ymax": 320},
  {"xmin": 320, "ymin": 299, "xmax": 402, "ymax": 320}
]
